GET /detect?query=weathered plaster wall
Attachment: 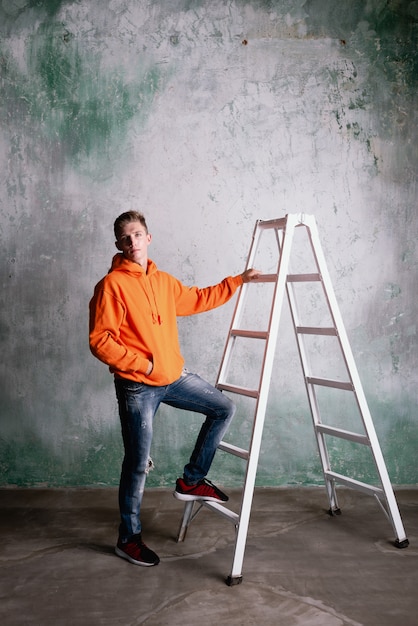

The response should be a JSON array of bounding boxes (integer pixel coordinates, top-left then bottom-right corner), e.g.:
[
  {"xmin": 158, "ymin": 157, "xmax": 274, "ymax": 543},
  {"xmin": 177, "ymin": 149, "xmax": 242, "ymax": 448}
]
[{"xmin": 0, "ymin": 0, "xmax": 417, "ymax": 487}]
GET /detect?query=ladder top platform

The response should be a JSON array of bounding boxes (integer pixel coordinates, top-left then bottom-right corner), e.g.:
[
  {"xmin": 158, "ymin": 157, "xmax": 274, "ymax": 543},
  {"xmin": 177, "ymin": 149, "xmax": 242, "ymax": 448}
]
[{"xmin": 257, "ymin": 213, "xmax": 314, "ymax": 230}]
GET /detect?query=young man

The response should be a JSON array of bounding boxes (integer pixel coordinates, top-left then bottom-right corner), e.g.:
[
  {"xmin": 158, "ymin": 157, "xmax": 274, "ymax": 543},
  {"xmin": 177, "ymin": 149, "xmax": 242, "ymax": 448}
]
[{"xmin": 89, "ymin": 211, "xmax": 259, "ymax": 567}]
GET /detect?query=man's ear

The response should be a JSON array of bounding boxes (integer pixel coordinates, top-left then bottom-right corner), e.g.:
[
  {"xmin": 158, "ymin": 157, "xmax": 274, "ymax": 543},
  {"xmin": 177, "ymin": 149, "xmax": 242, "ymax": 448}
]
[{"xmin": 115, "ymin": 240, "xmax": 123, "ymax": 251}]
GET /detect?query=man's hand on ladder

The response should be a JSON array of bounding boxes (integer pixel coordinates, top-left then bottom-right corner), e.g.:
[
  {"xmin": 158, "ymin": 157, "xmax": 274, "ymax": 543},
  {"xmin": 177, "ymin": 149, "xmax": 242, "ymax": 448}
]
[{"xmin": 241, "ymin": 268, "xmax": 261, "ymax": 283}]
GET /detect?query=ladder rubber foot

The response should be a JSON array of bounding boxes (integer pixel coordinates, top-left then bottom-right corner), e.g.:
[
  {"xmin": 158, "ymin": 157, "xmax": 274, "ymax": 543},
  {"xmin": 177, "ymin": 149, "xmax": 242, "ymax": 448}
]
[
  {"xmin": 328, "ymin": 507, "xmax": 342, "ymax": 516},
  {"xmin": 394, "ymin": 538, "xmax": 409, "ymax": 549},
  {"xmin": 225, "ymin": 575, "xmax": 243, "ymax": 586}
]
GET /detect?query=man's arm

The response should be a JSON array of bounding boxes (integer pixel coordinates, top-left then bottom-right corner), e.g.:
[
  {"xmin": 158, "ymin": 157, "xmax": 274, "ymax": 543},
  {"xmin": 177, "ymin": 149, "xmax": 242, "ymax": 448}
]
[{"xmin": 174, "ymin": 268, "xmax": 261, "ymax": 316}]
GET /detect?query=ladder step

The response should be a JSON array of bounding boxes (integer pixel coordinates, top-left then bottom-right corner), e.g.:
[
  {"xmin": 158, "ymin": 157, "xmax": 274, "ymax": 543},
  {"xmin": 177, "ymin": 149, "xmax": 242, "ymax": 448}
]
[
  {"xmin": 231, "ymin": 329, "xmax": 268, "ymax": 340},
  {"xmin": 296, "ymin": 326, "xmax": 337, "ymax": 336},
  {"xmin": 287, "ymin": 273, "xmax": 321, "ymax": 282},
  {"xmin": 251, "ymin": 272, "xmax": 323, "ymax": 285},
  {"xmin": 325, "ymin": 471, "xmax": 384, "ymax": 498},
  {"xmin": 201, "ymin": 500, "xmax": 239, "ymax": 524},
  {"xmin": 316, "ymin": 424, "xmax": 370, "ymax": 445},
  {"xmin": 217, "ymin": 383, "xmax": 259, "ymax": 398},
  {"xmin": 306, "ymin": 376, "xmax": 354, "ymax": 391},
  {"xmin": 254, "ymin": 273, "xmax": 277, "ymax": 283},
  {"xmin": 218, "ymin": 441, "xmax": 250, "ymax": 460}
]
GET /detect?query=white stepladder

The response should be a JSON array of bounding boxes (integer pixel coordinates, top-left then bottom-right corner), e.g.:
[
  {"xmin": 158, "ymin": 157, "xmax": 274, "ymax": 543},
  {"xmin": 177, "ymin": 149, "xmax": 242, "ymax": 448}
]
[{"xmin": 176, "ymin": 213, "xmax": 409, "ymax": 586}]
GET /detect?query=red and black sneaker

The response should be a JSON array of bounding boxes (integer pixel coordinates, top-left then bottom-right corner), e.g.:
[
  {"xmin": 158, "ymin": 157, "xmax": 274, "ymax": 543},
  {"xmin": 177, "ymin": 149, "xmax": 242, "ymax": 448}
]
[
  {"xmin": 115, "ymin": 534, "xmax": 160, "ymax": 567},
  {"xmin": 173, "ymin": 477, "xmax": 229, "ymax": 503}
]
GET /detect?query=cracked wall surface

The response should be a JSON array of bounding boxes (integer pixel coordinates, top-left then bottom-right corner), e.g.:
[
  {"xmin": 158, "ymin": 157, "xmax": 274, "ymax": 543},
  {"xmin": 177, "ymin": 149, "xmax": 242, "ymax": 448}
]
[{"xmin": 0, "ymin": 0, "xmax": 417, "ymax": 487}]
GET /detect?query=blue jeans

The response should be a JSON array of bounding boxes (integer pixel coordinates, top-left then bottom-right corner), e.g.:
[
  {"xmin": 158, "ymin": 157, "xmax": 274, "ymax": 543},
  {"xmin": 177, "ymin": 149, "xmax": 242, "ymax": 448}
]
[{"xmin": 114, "ymin": 369, "xmax": 236, "ymax": 541}]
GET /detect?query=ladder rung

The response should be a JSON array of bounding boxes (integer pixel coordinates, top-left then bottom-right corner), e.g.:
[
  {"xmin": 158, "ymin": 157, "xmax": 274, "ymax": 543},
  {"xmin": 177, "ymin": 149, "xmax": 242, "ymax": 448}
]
[
  {"xmin": 218, "ymin": 441, "xmax": 249, "ymax": 460},
  {"xmin": 201, "ymin": 500, "xmax": 239, "ymax": 524},
  {"xmin": 306, "ymin": 377, "xmax": 354, "ymax": 391},
  {"xmin": 316, "ymin": 424, "xmax": 370, "ymax": 445},
  {"xmin": 217, "ymin": 383, "xmax": 259, "ymax": 399},
  {"xmin": 325, "ymin": 471, "xmax": 384, "ymax": 497},
  {"xmin": 287, "ymin": 273, "xmax": 321, "ymax": 282},
  {"xmin": 253, "ymin": 273, "xmax": 276, "ymax": 283},
  {"xmin": 231, "ymin": 329, "xmax": 268, "ymax": 340},
  {"xmin": 296, "ymin": 326, "xmax": 337, "ymax": 336}
]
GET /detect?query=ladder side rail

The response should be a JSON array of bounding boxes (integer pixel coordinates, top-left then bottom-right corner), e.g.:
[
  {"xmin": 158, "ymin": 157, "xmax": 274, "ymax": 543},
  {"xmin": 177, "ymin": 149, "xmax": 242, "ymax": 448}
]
[
  {"xmin": 216, "ymin": 221, "xmax": 264, "ymax": 387},
  {"xmin": 181, "ymin": 219, "xmax": 273, "ymax": 551},
  {"xmin": 304, "ymin": 377, "xmax": 340, "ymax": 511},
  {"xmin": 279, "ymin": 217, "xmax": 339, "ymax": 511},
  {"xmin": 177, "ymin": 500, "xmax": 196, "ymax": 542},
  {"xmin": 228, "ymin": 215, "xmax": 298, "ymax": 583},
  {"xmin": 346, "ymin": 388, "xmax": 407, "ymax": 542},
  {"xmin": 258, "ymin": 214, "xmax": 303, "ymax": 400},
  {"xmin": 216, "ymin": 328, "xmax": 238, "ymax": 389},
  {"xmin": 305, "ymin": 217, "xmax": 372, "ymax": 421},
  {"xmin": 227, "ymin": 395, "xmax": 267, "ymax": 582},
  {"xmin": 280, "ymin": 227, "xmax": 331, "ymax": 452},
  {"xmin": 305, "ymin": 217, "xmax": 407, "ymax": 543},
  {"xmin": 284, "ymin": 265, "xmax": 340, "ymax": 512}
]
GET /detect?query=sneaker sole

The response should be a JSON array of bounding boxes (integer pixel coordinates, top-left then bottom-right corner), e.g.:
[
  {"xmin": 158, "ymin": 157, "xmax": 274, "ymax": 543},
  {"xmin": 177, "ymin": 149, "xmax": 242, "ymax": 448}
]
[
  {"xmin": 173, "ymin": 490, "xmax": 228, "ymax": 503},
  {"xmin": 115, "ymin": 546, "xmax": 159, "ymax": 567}
]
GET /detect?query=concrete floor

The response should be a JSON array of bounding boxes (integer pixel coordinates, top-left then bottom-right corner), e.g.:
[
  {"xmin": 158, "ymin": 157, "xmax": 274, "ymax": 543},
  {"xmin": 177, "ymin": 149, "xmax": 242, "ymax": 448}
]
[{"xmin": 0, "ymin": 486, "xmax": 417, "ymax": 626}]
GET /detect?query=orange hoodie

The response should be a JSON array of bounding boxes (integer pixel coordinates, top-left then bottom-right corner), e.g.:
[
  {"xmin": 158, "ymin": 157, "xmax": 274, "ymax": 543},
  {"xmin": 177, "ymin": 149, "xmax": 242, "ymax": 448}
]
[{"xmin": 89, "ymin": 254, "xmax": 243, "ymax": 385}]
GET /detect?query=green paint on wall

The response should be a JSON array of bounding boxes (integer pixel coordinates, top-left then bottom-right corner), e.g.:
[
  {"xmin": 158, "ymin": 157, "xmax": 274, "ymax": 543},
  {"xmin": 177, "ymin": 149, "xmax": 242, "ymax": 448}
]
[
  {"xmin": 0, "ymin": 0, "xmax": 67, "ymax": 22},
  {"xmin": 28, "ymin": 0, "xmax": 67, "ymax": 17},
  {"xmin": 304, "ymin": 0, "xmax": 418, "ymax": 168},
  {"xmin": 27, "ymin": 24, "xmax": 164, "ymax": 170},
  {"xmin": 0, "ymin": 20, "xmax": 167, "ymax": 178},
  {"xmin": 384, "ymin": 418, "xmax": 418, "ymax": 485},
  {"xmin": 304, "ymin": 0, "xmax": 418, "ymax": 89},
  {"xmin": 0, "ymin": 428, "xmax": 123, "ymax": 487}
]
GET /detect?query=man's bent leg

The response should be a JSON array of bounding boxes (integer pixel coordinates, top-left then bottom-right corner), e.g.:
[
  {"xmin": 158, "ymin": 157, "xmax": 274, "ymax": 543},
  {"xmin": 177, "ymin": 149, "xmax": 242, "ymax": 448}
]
[{"xmin": 164, "ymin": 370, "xmax": 236, "ymax": 485}]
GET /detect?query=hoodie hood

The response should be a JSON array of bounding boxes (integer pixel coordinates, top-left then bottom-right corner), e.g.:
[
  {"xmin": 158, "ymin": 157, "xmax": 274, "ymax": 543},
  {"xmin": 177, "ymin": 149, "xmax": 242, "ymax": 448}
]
[{"xmin": 109, "ymin": 253, "xmax": 158, "ymax": 277}]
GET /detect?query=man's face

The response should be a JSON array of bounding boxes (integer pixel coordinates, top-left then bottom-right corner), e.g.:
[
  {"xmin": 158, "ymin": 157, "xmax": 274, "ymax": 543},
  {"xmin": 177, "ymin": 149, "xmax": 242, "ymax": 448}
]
[{"xmin": 115, "ymin": 221, "xmax": 152, "ymax": 267}]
